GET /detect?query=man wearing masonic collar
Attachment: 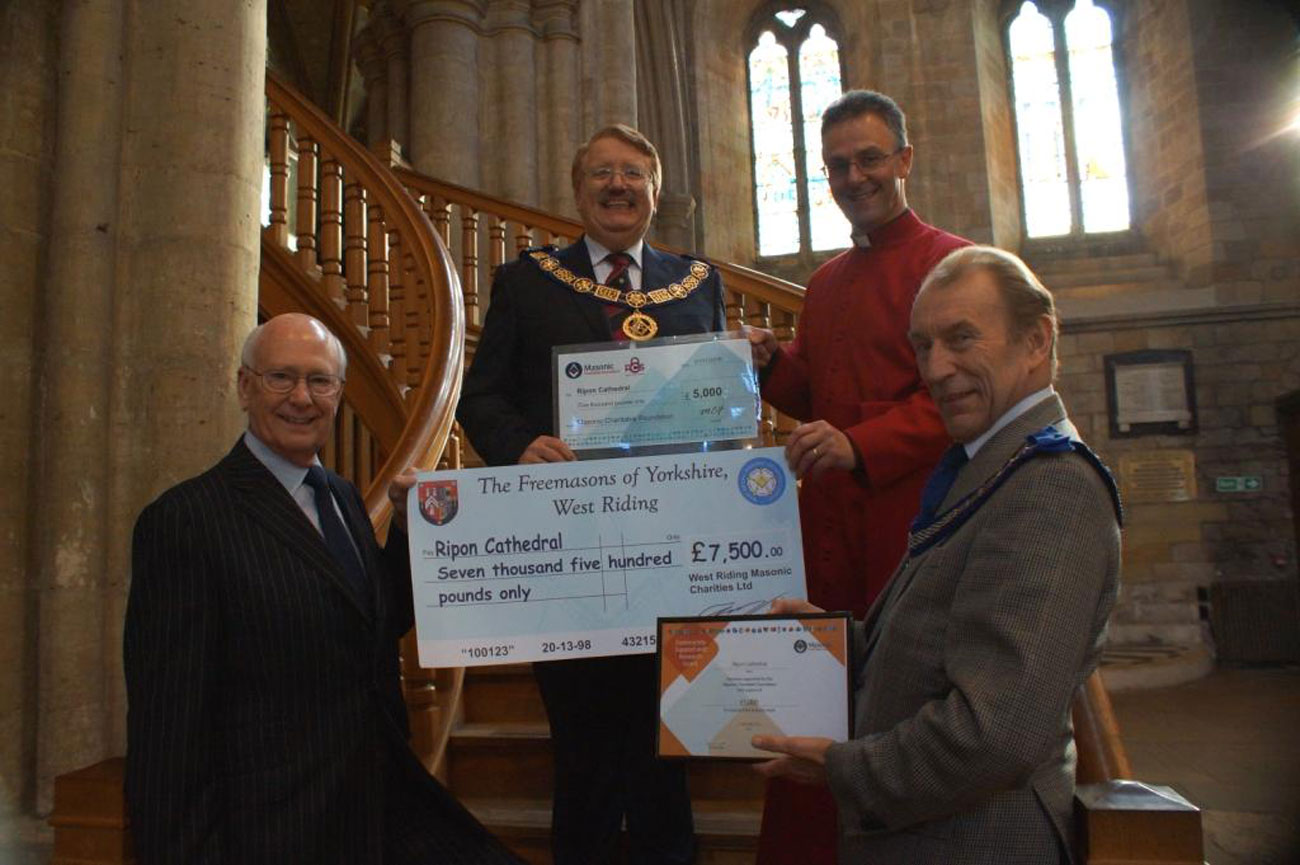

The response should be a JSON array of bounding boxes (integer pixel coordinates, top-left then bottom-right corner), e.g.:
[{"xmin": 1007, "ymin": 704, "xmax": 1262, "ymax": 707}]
[
  {"xmin": 754, "ymin": 246, "xmax": 1122, "ymax": 865},
  {"xmin": 457, "ymin": 124, "xmax": 724, "ymax": 865}
]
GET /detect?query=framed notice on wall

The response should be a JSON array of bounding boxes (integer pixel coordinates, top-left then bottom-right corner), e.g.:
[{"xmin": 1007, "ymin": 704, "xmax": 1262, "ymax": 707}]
[{"xmin": 1105, "ymin": 349, "xmax": 1197, "ymax": 438}]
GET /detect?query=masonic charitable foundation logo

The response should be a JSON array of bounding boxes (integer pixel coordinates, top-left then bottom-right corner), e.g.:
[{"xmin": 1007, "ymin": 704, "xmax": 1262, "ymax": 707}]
[{"xmin": 418, "ymin": 480, "xmax": 459, "ymax": 526}]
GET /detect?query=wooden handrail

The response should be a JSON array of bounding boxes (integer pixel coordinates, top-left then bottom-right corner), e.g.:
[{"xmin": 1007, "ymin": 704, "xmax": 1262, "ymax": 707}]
[
  {"xmin": 265, "ymin": 72, "xmax": 464, "ymax": 525},
  {"xmin": 391, "ymin": 165, "xmax": 808, "ymax": 327}
]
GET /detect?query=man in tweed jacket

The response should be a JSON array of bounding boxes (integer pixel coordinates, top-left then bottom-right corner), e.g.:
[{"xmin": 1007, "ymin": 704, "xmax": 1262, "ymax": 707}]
[
  {"xmin": 125, "ymin": 314, "xmax": 521, "ymax": 864},
  {"xmin": 754, "ymin": 246, "xmax": 1121, "ymax": 864}
]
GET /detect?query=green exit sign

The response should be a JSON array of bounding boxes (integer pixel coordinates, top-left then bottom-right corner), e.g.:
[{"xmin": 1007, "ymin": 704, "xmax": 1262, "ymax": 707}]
[{"xmin": 1215, "ymin": 476, "xmax": 1262, "ymax": 493}]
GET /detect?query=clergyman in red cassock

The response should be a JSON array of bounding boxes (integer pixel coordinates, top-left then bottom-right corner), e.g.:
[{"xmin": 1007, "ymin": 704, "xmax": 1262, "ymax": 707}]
[{"xmin": 749, "ymin": 89, "xmax": 970, "ymax": 865}]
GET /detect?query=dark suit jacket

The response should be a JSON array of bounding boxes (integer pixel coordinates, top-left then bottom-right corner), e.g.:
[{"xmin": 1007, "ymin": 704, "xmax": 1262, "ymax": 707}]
[
  {"xmin": 825, "ymin": 395, "xmax": 1121, "ymax": 864},
  {"xmin": 124, "ymin": 439, "xmax": 516, "ymax": 864},
  {"xmin": 457, "ymin": 238, "xmax": 726, "ymax": 466}
]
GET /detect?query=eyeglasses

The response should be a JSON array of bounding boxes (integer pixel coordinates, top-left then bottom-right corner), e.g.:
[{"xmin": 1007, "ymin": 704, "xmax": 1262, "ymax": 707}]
[
  {"xmin": 822, "ymin": 148, "xmax": 904, "ymax": 179},
  {"xmin": 586, "ymin": 166, "xmax": 650, "ymax": 186},
  {"xmin": 244, "ymin": 366, "xmax": 345, "ymax": 397}
]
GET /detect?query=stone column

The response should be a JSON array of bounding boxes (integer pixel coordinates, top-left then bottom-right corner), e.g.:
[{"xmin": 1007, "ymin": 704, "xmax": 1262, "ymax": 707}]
[
  {"xmin": 375, "ymin": 2, "xmax": 411, "ymax": 158},
  {"xmin": 484, "ymin": 0, "xmax": 538, "ymax": 204},
  {"xmin": 579, "ymin": 0, "xmax": 637, "ymax": 131},
  {"xmin": 403, "ymin": 0, "xmax": 484, "ymax": 187},
  {"xmin": 536, "ymin": 0, "xmax": 580, "ymax": 215},
  {"xmin": 28, "ymin": 0, "xmax": 127, "ymax": 812},
  {"xmin": 634, "ymin": 0, "xmax": 695, "ymax": 248},
  {"xmin": 353, "ymin": 26, "xmax": 390, "ymax": 149}
]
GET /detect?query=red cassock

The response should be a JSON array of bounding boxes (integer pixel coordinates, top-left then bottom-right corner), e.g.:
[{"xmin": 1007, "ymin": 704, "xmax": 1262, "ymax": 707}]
[{"xmin": 757, "ymin": 210, "xmax": 969, "ymax": 864}]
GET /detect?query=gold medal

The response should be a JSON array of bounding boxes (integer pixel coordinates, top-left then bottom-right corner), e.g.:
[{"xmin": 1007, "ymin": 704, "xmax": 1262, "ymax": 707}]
[{"xmin": 621, "ymin": 311, "xmax": 659, "ymax": 341}]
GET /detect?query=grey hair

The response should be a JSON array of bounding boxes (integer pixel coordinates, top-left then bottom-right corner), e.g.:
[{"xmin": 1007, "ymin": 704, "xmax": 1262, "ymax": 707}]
[
  {"xmin": 821, "ymin": 89, "xmax": 908, "ymax": 149},
  {"xmin": 919, "ymin": 245, "xmax": 1059, "ymax": 375},
  {"xmin": 240, "ymin": 316, "xmax": 349, "ymax": 376}
]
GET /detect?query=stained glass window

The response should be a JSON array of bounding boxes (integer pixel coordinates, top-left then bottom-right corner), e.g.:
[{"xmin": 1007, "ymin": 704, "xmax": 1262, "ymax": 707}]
[
  {"xmin": 1007, "ymin": 0, "xmax": 1130, "ymax": 238},
  {"xmin": 747, "ymin": 7, "xmax": 846, "ymax": 257}
]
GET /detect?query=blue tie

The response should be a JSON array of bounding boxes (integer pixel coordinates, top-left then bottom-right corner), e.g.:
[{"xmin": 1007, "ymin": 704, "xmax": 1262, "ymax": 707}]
[
  {"xmin": 303, "ymin": 465, "xmax": 370, "ymax": 605},
  {"xmin": 913, "ymin": 445, "xmax": 969, "ymax": 529}
]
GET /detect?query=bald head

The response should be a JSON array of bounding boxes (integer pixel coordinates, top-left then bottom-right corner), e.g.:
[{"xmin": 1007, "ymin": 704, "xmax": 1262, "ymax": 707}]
[
  {"xmin": 237, "ymin": 314, "xmax": 347, "ymax": 466},
  {"xmin": 241, "ymin": 313, "xmax": 348, "ymax": 377}
]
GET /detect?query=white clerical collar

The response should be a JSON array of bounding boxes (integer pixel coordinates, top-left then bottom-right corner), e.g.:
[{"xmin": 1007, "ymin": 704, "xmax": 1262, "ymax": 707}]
[
  {"xmin": 584, "ymin": 236, "xmax": 645, "ymax": 270},
  {"xmin": 244, "ymin": 429, "xmax": 321, "ymax": 496},
  {"xmin": 963, "ymin": 386, "xmax": 1057, "ymax": 460}
]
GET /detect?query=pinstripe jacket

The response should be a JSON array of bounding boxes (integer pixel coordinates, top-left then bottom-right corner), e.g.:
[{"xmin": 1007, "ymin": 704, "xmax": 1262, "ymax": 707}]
[
  {"xmin": 824, "ymin": 395, "xmax": 1121, "ymax": 864},
  {"xmin": 124, "ymin": 439, "xmax": 515, "ymax": 864}
]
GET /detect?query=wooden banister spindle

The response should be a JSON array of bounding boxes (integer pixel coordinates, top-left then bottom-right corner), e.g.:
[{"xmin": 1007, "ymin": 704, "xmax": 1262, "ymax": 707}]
[
  {"xmin": 319, "ymin": 156, "xmax": 345, "ymax": 302},
  {"xmin": 488, "ymin": 216, "xmax": 507, "ymax": 272},
  {"xmin": 400, "ymin": 631, "xmax": 440, "ymax": 773},
  {"xmin": 404, "ymin": 251, "xmax": 423, "ymax": 390},
  {"xmin": 725, "ymin": 290, "xmax": 745, "ymax": 331},
  {"xmin": 366, "ymin": 203, "xmax": 391, "ymax": 357},
  {"xmin": 343, "ymin": 180, "xmax": 369, "ymax": 326},
  {"xmin": 460, "ymin": 209, "xmax": 480, "ymax": 325},
  {"xmin": 387, "ymin": 229, "xmax": 409, "ymax": 389},
  {"xmin": 429, "ymin": 197, "xmax": 452, "ymax": 248},
  {"xmin": 295, "ymin": 134, "xmax": 320, "ymax": 271},
  {"xmin": 266, "ymin": 110, "xmax": 291, "ymax": 247},
  {"xmin": 514, "ymin": 224, "xmax": 534, "ymax": 255}
]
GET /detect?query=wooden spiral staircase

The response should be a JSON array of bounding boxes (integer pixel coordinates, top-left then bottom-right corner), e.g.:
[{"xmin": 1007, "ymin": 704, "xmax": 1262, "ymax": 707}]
[{"xmin": 47, "ymin": 73, "xmax": 1202, "ymax": 864}]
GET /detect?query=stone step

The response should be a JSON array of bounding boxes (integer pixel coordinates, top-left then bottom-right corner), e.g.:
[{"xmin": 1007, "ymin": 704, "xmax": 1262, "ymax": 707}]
[
  {"xmin": 447, "ymin": 722, "xmax": 766, "ymax": 802},
  {"xmin": 1120, "ymin": 580, "xmax": 1202, "ymax": 605},
  {"xmin": 462, "ymin": 797, "xmax": 760, "ymax": 865},
  {"xmin": 1109, "ymin": 599, "xmax": 1201, "ymax": 625},
  {"xmin": 1099, "ymin": 642, "xmax": 1214, "ymax": 692},
  {"xmin": 1052, "ymin": 279, "xmax": 1182, "ymax": 299},
  {"xmin": 1040, "ymin": 265, "xmax": 1171, "ymax": 289},
  {"xmin": 1105, "ymin": 622, "xmax": 1205, "ymax": 646},
  {"xmin": 1027, "ymin": 251, "xmax": 1159, "ymax": 275}
]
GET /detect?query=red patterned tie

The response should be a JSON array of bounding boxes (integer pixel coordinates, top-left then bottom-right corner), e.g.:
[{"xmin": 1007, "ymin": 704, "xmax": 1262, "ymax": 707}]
[{"xmin": 603, "ymin": 251, "xmax": 633, "ymax": 328}]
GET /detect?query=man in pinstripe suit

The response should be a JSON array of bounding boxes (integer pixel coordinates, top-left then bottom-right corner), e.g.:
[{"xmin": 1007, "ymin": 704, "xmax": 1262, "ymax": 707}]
[
  {"xmin": 753, "ymin": 247, "xmax": 1122, "ymax": 863},
  {"xmin": 125, "ymin": 314, "xmax": 521, "ymax": 864}
]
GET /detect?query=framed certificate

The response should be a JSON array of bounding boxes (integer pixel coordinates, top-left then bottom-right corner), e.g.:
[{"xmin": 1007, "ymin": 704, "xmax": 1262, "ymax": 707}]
[
  {"xmin": 656, "ymin": 613, "xmax": 852, "ymax": 760},
  {"xmin": 553, "ymin": 332, "xmax": 760, "ymax": 455}
]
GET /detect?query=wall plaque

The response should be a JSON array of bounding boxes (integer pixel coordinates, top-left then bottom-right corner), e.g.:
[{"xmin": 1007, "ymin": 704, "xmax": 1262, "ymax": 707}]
[
  {"xmin": 1105, "ymin": 349, "xmax": 1197, "ymax": 438},
  {"xmin": 1119, "ymin": 450, "xmax": 1198, "ymax": 503}
]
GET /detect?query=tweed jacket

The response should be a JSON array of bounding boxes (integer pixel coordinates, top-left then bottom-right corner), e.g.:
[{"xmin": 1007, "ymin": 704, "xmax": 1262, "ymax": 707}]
[
  {"xmin": 824, "ymin": 394, "xmax": 1121, "ymax": 864},
  {"xmin": 457, "ymin": 238, "xmax": 726, "ymax": 466},
  {"xmin": 124, "ymin": 439, "xmax": 516, "ymax": 864}
]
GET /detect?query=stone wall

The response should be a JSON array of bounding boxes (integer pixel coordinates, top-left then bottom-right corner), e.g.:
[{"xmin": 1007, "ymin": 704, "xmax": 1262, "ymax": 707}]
[
  {"xmin": 1183, "ymin": 0, "xmax": 1300, "ymax": 298},
  {"xmin": 1124, "ymin": 0, "xmax": 1216, "ymax": 283}
]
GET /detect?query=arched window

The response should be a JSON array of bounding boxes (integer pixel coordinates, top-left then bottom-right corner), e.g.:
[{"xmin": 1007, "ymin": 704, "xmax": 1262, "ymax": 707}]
[
  {"xmin": 1006, "ymin": 0, "xmax": 1131, "ymax": 239},
  {"xmin": 746, "ymin": 5, "xmax": 846, "ymax": 258}
]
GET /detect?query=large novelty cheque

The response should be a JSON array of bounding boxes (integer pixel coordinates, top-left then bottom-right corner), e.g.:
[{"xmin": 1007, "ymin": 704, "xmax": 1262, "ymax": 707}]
[{"xmin": 407, "ymin": 449, "xmax": 806, "ymax": 666}]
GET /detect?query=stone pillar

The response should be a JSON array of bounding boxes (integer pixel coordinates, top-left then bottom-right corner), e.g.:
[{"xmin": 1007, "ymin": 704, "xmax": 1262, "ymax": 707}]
[
  {"xmin": 536, "ymin": 0, "xmax": 580, "ymax": 215},
  {"xmin": 354, "ymin": 26, "xmax": 389, "ymax": 149},
  {"xmin": 579, "ymin": 0, "xmax": 637, "ymax": 131},
  {"xmin": 29, "ymin": 0, "xmax": 127, "ymax": 812},
  {"xmin": 376, "ymin": 2, "xmax": 411, "ymax": 157},
  {"xmin": 0, "ymin": 0, "xmax": 59, "ymax": 821},
  {"xmin": 404, "ymin": 0, "xmax": 483, "ymax": 187},
  {"xmin": 484, "ymin": 0, "xmax": 538, "ymax": 204},
  {"xmin": 38, "ymin": 0, "xmax": 264, "ymax": 809},
  {"xmin": 653, "ymin": 193, "xmax": 697, "ymax": 250},
  {"xmin": 634, "ymin": 0, "xmax": 695, "ymax": 249}
]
